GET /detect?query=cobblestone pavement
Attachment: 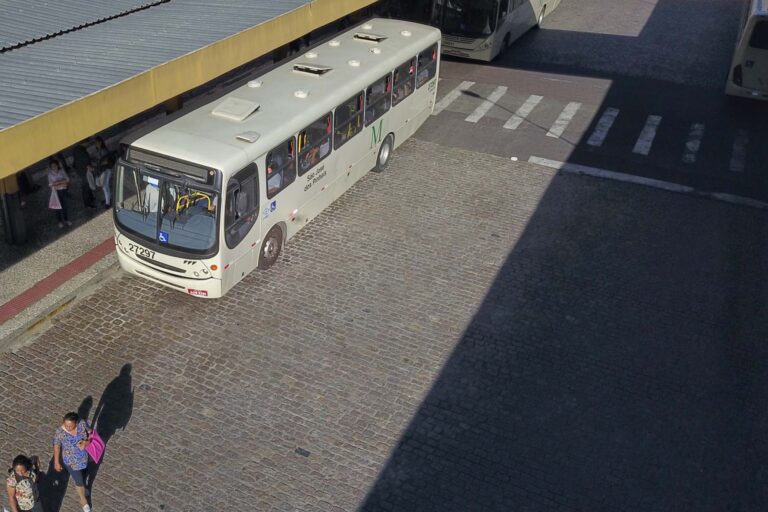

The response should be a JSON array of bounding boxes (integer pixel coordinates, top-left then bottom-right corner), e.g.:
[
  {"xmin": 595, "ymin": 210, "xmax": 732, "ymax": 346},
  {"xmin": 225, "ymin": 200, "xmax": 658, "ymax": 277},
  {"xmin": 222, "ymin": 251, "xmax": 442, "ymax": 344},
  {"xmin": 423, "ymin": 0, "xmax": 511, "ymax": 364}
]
[{"xmin": 1, "ymin": 139, "xmax": 766, "ymax": 511}]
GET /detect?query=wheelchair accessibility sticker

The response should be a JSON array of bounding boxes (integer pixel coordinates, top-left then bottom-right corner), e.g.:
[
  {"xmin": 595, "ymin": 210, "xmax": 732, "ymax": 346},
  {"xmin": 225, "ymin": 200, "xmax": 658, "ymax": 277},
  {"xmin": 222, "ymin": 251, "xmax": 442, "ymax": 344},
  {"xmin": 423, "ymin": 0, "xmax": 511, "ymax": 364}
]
[
  {"xmin": 158, "ymin": 231, "xmax": 169, "ymax": 243},
  {"xmin": 263, "ymin": 200, "xmax": 277, "ymax": 219}
]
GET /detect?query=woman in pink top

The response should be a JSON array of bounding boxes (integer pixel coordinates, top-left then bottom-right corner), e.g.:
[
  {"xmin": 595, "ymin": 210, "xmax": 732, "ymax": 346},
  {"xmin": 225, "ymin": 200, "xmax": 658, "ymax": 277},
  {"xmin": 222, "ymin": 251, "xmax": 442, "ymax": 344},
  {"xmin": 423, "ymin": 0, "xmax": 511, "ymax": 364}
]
[{"xmin": 47, "ymin": 158, "xmax": 72, "ymax": 228}]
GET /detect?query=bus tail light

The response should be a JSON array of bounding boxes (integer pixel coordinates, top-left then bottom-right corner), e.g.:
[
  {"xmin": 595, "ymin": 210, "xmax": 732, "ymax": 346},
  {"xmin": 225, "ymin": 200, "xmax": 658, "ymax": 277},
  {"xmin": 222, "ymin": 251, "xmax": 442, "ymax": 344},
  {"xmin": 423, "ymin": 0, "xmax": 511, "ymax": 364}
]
[{"xmin": 733, "ymin": 65, "xmax": 743, "ymax": 86}]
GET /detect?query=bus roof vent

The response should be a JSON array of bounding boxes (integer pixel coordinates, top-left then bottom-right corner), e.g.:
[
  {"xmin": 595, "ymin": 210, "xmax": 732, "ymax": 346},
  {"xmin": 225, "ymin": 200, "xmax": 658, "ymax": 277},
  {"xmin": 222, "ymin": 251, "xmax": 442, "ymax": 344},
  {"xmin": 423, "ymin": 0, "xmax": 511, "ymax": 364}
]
[
  {"xmin": 292, "ymin": 63, "xmax": 332, "ymax": 76},
  {"xmin": 236, "ymin": 131, "xmax": 260, "ymax": 143},
  {"xmin": 354, "ymin": 33, "xmax": 387, "ymax": 43},
  {"xmin": 211, "ymin": 97, "xmax": 260, "ymax": 122}
]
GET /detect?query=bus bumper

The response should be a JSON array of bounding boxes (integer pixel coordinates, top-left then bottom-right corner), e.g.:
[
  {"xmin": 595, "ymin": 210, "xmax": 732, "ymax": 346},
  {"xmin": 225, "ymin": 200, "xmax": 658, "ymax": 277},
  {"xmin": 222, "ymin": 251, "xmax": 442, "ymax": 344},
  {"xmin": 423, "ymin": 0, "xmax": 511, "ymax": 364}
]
[
  {"xmin": 725, "ymin": 81, "xmax": 768, "ymax": 100},
  {"xmin": 116, "ymin": 249, "xmax": 222, "ymax": 299},
  {"xmin": 441, "ymin": 45, "xmax": 493, "ymax": 62}
]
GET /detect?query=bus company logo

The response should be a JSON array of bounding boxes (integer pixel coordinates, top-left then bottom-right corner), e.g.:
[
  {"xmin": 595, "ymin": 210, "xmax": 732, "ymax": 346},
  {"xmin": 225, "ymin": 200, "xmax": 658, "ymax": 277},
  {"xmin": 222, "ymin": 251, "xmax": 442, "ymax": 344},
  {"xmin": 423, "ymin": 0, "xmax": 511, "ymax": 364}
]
[
  {"xmin": 187, "ymin": 288, "xmax": 208, "ymax": 297},
  {"xmin": 370, "ymin": 119, "xmax": 384, "ymax": 149}
]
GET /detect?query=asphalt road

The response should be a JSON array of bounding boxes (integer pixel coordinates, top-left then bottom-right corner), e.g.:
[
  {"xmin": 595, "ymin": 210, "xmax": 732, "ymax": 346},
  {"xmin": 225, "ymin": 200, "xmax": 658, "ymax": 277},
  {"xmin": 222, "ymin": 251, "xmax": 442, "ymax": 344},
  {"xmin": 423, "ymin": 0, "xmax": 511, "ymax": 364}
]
[{"xmin": 417, "ymin": 0, "xmax": 768, "ymax": 201}]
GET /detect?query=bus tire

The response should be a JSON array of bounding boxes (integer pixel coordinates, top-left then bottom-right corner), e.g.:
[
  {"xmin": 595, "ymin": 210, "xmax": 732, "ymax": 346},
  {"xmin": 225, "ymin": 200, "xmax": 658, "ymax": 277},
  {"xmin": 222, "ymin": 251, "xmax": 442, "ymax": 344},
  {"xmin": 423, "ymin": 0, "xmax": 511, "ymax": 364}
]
[
  {"xmin": 258, "ymin": 226, "xmax": 283, "ymax": 270},
  {"xmin": 536, "ymin": 6, "xmax": 546, "ymax": 28},
  {"xmin": 374, "ymin": 133, "xmax": 394, "ymax": 173}
]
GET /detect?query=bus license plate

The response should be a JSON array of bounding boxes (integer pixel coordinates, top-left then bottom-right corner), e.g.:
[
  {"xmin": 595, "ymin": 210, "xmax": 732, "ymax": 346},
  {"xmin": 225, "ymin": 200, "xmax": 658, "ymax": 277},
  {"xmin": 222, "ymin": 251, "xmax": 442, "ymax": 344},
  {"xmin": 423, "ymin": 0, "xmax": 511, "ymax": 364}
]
[{"xmin": 128, "ymin": 243, "xmax": 156, "ymax": 260}]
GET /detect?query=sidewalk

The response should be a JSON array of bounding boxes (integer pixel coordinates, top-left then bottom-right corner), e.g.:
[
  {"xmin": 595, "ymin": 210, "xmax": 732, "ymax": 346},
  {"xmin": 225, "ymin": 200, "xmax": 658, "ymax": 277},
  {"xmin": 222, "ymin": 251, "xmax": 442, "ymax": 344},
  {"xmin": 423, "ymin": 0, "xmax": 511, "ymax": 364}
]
[{"xmin": 0, "ymin": 207, "xmax": 117, "ymax": 348}]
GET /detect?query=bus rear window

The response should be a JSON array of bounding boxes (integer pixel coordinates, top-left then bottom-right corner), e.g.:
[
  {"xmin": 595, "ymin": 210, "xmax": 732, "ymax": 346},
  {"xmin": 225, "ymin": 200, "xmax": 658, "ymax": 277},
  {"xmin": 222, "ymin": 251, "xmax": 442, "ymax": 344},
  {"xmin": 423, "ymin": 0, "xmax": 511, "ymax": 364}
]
[{"xmin": 750, "ymin": 21, "xmax": 768, "ymax": 49}]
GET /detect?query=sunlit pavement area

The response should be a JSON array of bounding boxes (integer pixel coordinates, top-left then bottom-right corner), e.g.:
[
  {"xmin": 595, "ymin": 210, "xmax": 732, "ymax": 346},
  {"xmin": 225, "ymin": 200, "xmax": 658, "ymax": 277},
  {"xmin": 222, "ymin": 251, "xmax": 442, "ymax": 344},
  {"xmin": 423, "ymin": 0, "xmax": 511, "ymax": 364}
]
[{"xmin": 1, "ymin": 138, "xmax": 765, "ymax": 510}]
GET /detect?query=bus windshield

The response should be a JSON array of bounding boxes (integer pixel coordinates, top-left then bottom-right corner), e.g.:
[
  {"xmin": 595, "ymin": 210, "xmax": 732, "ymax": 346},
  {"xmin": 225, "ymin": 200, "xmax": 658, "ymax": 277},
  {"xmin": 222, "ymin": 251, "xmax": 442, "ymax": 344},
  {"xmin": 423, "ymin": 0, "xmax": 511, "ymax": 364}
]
[
  {"xmin": 115, "ymin": 162, "xmax": 219, "ymax": 255},
  {"xmin": 433, "ymin": 0, "xmax": 498, "ymax": 39}
]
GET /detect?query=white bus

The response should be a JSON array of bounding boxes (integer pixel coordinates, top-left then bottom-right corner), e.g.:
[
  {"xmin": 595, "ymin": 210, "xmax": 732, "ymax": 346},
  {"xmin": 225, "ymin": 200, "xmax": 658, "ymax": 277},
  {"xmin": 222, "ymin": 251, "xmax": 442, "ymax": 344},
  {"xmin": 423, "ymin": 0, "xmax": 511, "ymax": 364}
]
[
  {"xmin": 726, "ymin": 0, "xmax": 768, "ymax": 100},
  {"xmin": 113, "ymin": 19, "xmax": 441, "ymax": 298},
  {"xmin": 431, "ymin": 0, "xmax": 561, "ymax": 61}
]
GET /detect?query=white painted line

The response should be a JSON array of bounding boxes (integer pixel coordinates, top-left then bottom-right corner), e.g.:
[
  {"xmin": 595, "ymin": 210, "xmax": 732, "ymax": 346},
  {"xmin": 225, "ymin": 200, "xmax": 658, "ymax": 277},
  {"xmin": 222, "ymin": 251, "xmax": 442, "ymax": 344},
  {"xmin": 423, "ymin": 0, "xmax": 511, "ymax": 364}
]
[
  {"xmin": 528, "ymin": 156, "xmax": 694, "ymax": 193},
  {"xmin": 632, "ymin": 115, "xmax": 663, "ymax": 155},
  {"xmin": 503, "ymin": 94, "xmax": 543, "ymax": 130},
  {"xmin": 546, "ymin": 102, "xmax": 582, "ymax": 138},
  {"xmin": 465, "ymin": 86, "xmax": 508, "ymax": 123},
  {"xmin": 527, "ymin": 156, "xmax": 768, "ymax": 210},
  {"xmin": 432, "ymin": 80, "xmax": 475, "ymax": 116},
  {"xmin": 586, "ymin": 108, "xmax": 620, "ymax": 147},
  {"xmin": 729, "ymin": 129, "xmax": 749, "ymax": 172},
  {"xmin": 682, "ymin": 123, "xmax": 705, "ymax": 164}
]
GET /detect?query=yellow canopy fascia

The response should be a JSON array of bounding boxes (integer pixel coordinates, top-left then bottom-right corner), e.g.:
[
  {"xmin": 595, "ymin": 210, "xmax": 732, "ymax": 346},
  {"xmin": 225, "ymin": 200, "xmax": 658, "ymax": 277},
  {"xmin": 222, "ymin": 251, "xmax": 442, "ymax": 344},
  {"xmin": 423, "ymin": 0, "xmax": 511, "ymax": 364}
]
[{"xmin": 0, "ymin": 0, "xmax": 377, "ymax": 179}]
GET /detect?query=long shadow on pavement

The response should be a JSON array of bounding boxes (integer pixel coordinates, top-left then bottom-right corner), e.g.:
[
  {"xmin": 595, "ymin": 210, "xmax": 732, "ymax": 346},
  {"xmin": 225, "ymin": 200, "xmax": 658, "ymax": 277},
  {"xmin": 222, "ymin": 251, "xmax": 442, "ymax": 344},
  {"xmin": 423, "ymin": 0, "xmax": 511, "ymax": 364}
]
[{"xmin": 358, "ymin": 160, "xmax": 768, "ymax": 510}]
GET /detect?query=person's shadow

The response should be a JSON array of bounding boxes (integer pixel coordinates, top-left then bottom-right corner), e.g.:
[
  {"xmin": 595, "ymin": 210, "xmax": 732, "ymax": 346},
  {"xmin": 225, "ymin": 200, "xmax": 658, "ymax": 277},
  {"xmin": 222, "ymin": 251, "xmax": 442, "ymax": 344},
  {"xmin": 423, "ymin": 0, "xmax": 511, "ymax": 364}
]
[
  {"xmin": 87, "ymin": 364, "xmax": 134, "ymax": 495},
  {"xmin": 39, "ymin": 456, "xmax": 70, "ymax": 512}
]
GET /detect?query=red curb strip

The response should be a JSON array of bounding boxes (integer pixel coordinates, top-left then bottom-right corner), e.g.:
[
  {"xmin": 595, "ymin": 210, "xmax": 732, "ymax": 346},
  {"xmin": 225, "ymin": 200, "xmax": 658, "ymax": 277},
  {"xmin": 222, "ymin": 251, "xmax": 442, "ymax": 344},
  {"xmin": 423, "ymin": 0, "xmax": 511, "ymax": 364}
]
[{"xmin": 0, "ymin": 238, "xmax": 114, "ymax": 326}]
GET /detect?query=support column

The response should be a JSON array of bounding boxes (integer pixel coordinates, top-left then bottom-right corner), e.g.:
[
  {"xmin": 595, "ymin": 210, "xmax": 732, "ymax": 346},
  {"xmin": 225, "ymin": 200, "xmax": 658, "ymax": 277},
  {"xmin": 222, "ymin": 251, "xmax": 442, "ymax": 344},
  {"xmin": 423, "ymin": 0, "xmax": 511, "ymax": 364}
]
[
  {"xmin": 0, "ymin": 175, "xmax": 27, "ymax": 245},
  {"xmin": 163, "ymin": 95, "xmax": 183, "ymax": 115}
]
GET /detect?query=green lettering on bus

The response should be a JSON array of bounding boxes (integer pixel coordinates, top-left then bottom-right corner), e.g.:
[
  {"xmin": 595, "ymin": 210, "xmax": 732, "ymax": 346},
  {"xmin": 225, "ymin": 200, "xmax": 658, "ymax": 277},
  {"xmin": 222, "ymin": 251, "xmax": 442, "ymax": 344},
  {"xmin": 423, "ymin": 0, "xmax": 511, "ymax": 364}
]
[{"xmin": 370, "ymin": 119, "xmax": 384, "ymax": 149}]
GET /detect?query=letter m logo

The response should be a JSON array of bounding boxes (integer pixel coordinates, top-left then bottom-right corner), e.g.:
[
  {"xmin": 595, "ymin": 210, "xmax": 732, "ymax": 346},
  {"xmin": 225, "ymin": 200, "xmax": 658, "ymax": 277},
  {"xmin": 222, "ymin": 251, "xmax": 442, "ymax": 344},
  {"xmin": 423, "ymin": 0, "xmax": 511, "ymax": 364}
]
[{"xmin": 370, "ymin": 119, "xmax": 384, "ymax": 149}]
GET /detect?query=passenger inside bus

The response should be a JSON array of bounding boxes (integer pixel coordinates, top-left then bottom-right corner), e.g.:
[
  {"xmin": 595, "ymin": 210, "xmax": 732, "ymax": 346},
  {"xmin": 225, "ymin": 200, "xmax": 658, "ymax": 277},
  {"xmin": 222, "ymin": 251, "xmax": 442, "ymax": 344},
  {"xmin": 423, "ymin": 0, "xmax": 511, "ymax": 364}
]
[
  {"xmin": 267, "ymin": 161, "xmax": 282, "ymax": 195},
  {"xmin": 393, "ymin": 62, "xmax": 415, "ymax": 103},
  {"xmin": 144, "ymin": 176, "xmax": 160, "ymax": 212},
  {"xmin": 300, "ymin": 115, "xmax": 332, "ymax": 171}
]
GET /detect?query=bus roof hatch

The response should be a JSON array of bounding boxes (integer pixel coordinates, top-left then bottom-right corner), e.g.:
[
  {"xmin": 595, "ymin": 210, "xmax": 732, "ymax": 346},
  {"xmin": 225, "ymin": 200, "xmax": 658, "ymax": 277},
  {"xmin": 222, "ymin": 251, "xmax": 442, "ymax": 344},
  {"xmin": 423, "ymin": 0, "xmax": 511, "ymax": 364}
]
[{"xmin": 211, "ymin": 97, "xmax": 260, "ymax": 122}]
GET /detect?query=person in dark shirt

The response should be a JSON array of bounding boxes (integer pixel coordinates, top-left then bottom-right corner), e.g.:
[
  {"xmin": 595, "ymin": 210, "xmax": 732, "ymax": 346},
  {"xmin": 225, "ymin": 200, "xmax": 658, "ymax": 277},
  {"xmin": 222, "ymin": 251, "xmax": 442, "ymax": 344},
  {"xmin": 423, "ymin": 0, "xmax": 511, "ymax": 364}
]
[{"xmin": 72, "ymin": 143, "xmax": 96, "ymax": 209}]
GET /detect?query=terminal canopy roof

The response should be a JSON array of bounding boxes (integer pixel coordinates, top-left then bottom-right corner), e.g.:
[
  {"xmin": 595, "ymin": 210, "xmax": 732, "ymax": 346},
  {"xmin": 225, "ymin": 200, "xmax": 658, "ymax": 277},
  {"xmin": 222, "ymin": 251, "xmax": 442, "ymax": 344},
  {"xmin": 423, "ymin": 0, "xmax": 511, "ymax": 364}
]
[{"xmin": 0, "ymin": 0, "xmax": 376, "ymax": 178}]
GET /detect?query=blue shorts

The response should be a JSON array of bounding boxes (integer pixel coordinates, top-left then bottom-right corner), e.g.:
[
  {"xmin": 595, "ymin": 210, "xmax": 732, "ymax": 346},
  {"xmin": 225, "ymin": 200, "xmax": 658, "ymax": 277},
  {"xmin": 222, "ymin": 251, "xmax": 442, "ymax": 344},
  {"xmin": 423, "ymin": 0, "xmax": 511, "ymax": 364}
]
[{"xmin": 64, "ymin": 463, "xmax": 86, "ymax": 487}]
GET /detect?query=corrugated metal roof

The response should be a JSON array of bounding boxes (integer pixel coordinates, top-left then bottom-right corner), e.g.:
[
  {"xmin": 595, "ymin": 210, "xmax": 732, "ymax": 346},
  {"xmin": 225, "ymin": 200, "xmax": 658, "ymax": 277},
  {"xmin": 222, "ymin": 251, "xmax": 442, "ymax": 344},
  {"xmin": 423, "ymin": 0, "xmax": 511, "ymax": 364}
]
[
  {"xmin": 0, "ymin": 0, "xmax": 166, "ymax": 51},
  {"xmin": 0, "ymin": 0, "xmax": 312, "ymax": 130}
]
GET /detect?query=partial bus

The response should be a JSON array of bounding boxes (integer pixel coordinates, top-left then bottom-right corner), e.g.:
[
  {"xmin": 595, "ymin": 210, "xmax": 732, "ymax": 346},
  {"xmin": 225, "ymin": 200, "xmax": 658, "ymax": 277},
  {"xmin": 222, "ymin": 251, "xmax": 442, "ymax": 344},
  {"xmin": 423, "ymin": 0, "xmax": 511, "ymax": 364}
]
[
  {"xmin": 726, "ymin": 0, "xmax": 768, "ymax": 100},
  {"xmin": 113, "ymin": 19, "xmax": 441, "ymax": 298},
  {"xmin": 431, "ymin": 0, "xmax": 561, "ymax": 61}
]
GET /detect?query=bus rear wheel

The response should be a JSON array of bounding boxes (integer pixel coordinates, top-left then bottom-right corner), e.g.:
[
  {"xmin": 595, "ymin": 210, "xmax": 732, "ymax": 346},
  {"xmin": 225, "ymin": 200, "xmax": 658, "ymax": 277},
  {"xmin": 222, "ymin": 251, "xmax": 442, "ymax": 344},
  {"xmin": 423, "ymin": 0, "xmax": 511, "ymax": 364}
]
[
  {"xmin": 374, "ymin": 133, "xmax": 394, "ymax": 173},
  {"xmin": 259, "ymin": 226, "xmax": 283, "ymax": 270}
]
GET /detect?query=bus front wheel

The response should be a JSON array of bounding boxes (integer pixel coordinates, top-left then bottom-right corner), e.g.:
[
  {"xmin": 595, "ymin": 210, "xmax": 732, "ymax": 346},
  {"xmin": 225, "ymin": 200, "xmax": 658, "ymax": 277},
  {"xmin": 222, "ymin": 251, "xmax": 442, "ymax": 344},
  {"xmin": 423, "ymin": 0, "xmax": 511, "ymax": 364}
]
[
  {"xmin": 374, "ymin": 133, "xmax": 394, "ymax": 173},
  {"xmin": 259, "ymin": 226, "xmax": 283, "ymax": 270}
]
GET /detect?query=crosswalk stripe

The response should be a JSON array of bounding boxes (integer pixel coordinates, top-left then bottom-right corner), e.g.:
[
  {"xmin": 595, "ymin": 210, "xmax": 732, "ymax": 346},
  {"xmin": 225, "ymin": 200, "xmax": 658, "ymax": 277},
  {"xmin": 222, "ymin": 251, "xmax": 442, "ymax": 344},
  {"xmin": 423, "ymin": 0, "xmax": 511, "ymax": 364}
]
[
  {"xmin": 503, "ymin": 94, "xmax": 543, "ymax": 130},
  {"xmin": 586, "ymin": 108, "xmax": 620, "ymax": 147},
  {"xmin": 546, "ymin": 102, "xmax": 582, "ymax": 138},
  {"xmin": 682, "ymin": 123, "xmax": 705, "ymax": 164},
  {"xmin": 729, "ymin": 129, "xmax": 749, "ymax": 172},
  {"xmin": 465, "ymin": 86, "xmax": 508, "ymax": 123},
  {"xmin": 632, "ymin": 115, "xmax": 663, "ymax": 155},
  {"xmin": 432, "ymin": 81, "xmax": 475, "ymax": 116}
]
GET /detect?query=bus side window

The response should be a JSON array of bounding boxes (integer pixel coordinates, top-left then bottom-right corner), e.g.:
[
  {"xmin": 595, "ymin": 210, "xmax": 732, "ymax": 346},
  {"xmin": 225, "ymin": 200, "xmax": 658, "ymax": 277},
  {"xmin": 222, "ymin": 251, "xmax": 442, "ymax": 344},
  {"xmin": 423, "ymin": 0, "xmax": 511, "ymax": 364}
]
[
  {"xmin": 224, "ymin": 163, "xmax": 259, "ymax": 248},
  {"xmin": 334, "ymin": 92, "xmax": 364, "ymax": 150},
  {"xmin": 298, "ymin": 112, "xmax": 333, "ymax": 176},
  {"xmin": 750, "ymin": 20, "xmax": 768, "ymax": 49},
  {"xmin": 265, "ymin": 137, "xmax": 296, "ymax": 199},
  {"xmin": 393, "ymin": 58, "xmax": 417, "ymax": 106},
  {"xmin": 417, "ymin": 43, "xmax": 438, "ymax": 89},
  {"xmin": 365, "ymin": 73, "xmax": 393, "ymax": 127}
]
